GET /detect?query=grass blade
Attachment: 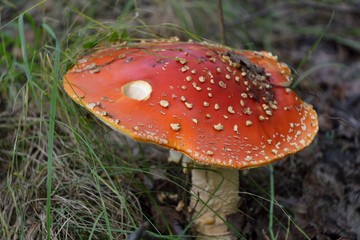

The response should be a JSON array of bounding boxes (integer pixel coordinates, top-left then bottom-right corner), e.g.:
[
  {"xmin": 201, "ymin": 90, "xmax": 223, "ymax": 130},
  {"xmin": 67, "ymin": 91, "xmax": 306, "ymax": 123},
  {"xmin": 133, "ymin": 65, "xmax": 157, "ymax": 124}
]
[
  {"xmin": 292, "ymin": 11, "xmax": 335, "ymax": 89},
  {"xmin": 18, "ymin": 13, "xmax": 37, "ymax": 103},
  {"xmin": 268, "ymin": 165, "xmax": 276, "ymax": 240},
  {"xmin": 43, "ymin": 23, "xmax": 61, "ymax": 240}
]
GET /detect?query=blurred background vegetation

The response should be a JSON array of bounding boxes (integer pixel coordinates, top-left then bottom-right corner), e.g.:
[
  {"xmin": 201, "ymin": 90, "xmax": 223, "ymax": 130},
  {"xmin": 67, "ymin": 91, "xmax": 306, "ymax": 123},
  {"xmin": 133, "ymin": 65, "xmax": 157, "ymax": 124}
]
[{"xmin": 1, "ymin": 0, "xmax": 359, "ymax": 239}]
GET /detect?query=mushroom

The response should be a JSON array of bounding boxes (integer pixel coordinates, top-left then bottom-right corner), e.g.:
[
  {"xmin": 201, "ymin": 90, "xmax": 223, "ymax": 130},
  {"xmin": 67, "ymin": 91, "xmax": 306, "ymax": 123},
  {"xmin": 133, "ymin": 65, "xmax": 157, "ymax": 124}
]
[{"xmin": 63, "ymin": 38, "xmax": 318, "ymax": 239}]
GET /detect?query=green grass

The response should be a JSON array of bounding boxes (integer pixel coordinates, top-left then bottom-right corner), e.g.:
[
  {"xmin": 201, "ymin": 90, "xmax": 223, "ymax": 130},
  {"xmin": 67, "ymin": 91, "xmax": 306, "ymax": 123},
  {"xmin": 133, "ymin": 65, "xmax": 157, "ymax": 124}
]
[
  {"xmin": 1, "ymin": 2, "xmax": 150, "ymax": 238},
  {"xmin": 268, "ymin": 165, "xmax": 276, "ymax": 240},
  {"xmin": 42, "ymin": 22, "xmax": 61, "ymax": 240},
  {"xmin": 2, "ymin": 0, "xmax": 353, "ymax": 239}
]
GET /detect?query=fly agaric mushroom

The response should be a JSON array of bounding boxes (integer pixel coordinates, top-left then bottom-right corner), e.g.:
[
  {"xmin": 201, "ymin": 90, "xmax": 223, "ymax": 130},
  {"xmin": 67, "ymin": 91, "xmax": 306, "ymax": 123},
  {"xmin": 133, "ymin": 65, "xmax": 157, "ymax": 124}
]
[{"xmin": 63, "ymin": 38, "xmax": 318, "ymax": 239}]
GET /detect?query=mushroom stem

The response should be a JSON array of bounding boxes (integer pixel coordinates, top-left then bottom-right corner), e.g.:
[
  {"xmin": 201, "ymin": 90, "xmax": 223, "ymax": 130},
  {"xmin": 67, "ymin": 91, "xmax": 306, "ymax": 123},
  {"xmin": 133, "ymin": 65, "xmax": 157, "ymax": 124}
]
[
  {"xmin": 168, "ymin": 150, "xmax": 239, "ymax": 239},
  {"xmin": 190, "ymin": 165, "xmax": 239, "ymax": 239}
]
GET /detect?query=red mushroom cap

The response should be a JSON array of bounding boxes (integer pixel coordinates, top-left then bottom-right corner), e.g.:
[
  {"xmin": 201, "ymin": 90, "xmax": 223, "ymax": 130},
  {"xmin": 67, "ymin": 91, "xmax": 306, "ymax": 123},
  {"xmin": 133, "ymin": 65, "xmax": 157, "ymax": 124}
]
[{"xmin": 63, "ymin": 39, "xmax": 318, "ymax": 169}]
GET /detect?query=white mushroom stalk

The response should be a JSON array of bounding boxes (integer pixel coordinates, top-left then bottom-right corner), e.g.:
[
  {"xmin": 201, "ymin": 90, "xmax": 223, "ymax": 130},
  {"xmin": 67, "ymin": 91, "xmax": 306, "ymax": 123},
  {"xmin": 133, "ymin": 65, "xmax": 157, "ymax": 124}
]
[{"xmin": 169, "ymin": 150, "xmax": 239, "ymax": 239}]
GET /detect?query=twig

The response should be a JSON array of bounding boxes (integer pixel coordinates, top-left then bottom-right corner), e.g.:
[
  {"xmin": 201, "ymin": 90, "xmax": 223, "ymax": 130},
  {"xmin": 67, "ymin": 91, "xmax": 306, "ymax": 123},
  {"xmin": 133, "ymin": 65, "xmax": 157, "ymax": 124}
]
[
  {"xmin": 217, "ymin": 0, "xmax": 226, "ymax": 45},
  {"xmin": 127, "ymin": 222, "xmax": 149, "ymax": 240}
]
